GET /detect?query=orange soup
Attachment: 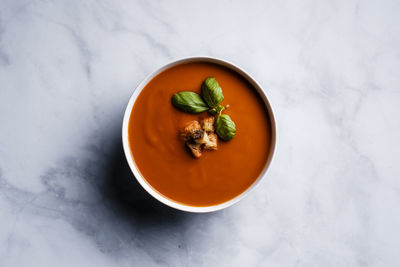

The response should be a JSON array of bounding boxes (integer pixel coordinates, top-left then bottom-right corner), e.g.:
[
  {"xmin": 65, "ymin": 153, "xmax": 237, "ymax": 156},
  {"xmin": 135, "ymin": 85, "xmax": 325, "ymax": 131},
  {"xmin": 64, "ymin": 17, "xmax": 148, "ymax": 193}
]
[{"xmin": 128, "ymin": 62, "xmax": 272, "ymax": 206}]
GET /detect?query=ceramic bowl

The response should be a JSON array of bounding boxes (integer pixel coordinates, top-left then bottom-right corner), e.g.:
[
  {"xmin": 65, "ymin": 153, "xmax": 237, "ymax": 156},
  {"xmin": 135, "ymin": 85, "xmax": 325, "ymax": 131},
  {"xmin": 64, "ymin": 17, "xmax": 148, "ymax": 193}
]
[{"xmin": 122, "ymin": 56, "xmax": 276, "ymax": 213}]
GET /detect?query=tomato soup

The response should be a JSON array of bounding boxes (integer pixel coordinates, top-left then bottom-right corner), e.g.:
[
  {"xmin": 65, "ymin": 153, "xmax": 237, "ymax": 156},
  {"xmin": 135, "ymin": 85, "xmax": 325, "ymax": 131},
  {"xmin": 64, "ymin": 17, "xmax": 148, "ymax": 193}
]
[{"xmin": 128, "ymin": 62, "xmax": 272, "ymax": 207}]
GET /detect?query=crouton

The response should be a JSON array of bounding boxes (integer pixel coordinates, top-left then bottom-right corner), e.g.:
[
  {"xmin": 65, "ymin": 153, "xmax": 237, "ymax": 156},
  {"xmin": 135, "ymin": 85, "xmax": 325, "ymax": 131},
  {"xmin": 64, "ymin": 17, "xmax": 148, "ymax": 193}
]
[
  {"xmin": 182, "ymin": 117, "xmax": 218, "ymax": 158},
  {"xmin": 182, "ymin": 121, "xmax": 203, "ymax": 142},
  {"xmin": 201, "ymin": 117, "xmax": 215, "ymax": 133},
  {"xmin": 204, "ymin": 133, "xmax": 218, "ymax": 150},
  {"xmin": 195, "ymin": 131, "xmax": 210, "ymax": 145},
  {"xmin": 187, "ymin": 142, "xmax": 202, "ymax": 158},
  {"xmin": 183, "ymin": 120, "xmax": 202, "ymax": 135}
]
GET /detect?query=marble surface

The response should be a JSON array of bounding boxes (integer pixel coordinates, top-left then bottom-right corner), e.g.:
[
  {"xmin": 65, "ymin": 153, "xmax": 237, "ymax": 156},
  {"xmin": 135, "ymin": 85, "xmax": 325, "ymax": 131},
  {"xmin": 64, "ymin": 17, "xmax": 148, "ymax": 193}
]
[{"xmin": 0, "ymin": 0, "xmax": 399, "ymax": 266}]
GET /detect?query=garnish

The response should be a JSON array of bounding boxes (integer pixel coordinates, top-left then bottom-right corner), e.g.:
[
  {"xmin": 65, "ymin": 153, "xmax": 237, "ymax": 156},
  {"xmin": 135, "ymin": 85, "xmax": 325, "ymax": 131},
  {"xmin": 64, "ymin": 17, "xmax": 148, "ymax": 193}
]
[
  {"xmin": 201, "ymin": 77, "xmax": 224, "ymax": 108},
  {"xmin": 215, "ymin": 114, "xmax": 236, "ymax": 141},
  {"xmin": 182, "ymin": 117, "xmax": 218, "ymax": 158},
  {"xmin": 171, "ymin": 77, "xmax": 236, "ymax": 147},
  {"xmin": 171, "ymin": 91, "xmax": 209, "ymax": 113},
  {"xmin": 209, "ymin": 104, "xmax": 229, "ymax": 115}
]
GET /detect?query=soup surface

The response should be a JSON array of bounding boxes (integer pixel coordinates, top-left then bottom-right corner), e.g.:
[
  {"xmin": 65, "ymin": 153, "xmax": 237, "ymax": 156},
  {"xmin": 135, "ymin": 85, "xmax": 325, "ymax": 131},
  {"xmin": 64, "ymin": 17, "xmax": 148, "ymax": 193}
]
[{"xmin": 128, "ymin": 61, "xmax": 272, "ymax": 206}]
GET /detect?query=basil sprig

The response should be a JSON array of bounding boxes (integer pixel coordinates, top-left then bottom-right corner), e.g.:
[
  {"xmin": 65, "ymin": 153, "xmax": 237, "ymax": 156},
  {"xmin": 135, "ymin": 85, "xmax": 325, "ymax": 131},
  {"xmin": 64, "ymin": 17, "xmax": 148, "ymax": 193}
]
[
  {"xmin": 201, "ymin": 78, "xmax": 224, "ymax": 108},
  {"xmin": 215, "ymin": 114, "xmax": 236, "ymax": 141},
  {"xmin": 171, "ymin": 77, "xmax": 236, "ymax": 141},
  {"xmin": 171, "ymin": 91, "xmax": 209, "ymax": 113}
]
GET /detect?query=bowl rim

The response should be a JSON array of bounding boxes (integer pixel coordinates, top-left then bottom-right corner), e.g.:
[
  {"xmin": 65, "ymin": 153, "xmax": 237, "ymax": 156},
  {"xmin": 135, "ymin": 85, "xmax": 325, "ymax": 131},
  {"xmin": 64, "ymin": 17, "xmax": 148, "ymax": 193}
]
[{"xmin": 122, "ymin": 56, "xmax": 276, "ymax": 213}]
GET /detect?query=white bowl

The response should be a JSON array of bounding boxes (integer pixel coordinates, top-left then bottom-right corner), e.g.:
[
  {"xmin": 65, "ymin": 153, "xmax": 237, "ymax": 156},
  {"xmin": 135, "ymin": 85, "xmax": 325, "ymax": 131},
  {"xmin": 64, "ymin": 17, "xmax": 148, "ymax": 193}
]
[{"xmin": 122, "ymin": 56, "xmax": 276, "ymax": 213}]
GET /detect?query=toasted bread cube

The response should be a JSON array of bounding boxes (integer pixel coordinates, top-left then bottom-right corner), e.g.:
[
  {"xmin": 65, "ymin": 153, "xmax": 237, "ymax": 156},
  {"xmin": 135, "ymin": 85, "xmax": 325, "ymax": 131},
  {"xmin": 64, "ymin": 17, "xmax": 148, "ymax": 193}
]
[
  {"xmin": 182, "ymin": 120, "xmax": 203, "ymax": 143},
  {"xmin": 182, "ymin": 118, "xmax": 218, "ymax": 157},
  {"xmin": 204, "ymin": 133, "xmax": 218, "ymax": 150},
  {"xmin": 195, "ymin": 131, "xmax": 210, "ymax": 144},
  {"xmin": 201, "ymin": 117, "xmax": 215, "ymax": 133},
  {"xmin": 183, "ymin": 121, "xmax": 202, "ymax": 135},
  {"xmin": 187, "ymin": 142, "xmax": 202, "ymax": 158}
]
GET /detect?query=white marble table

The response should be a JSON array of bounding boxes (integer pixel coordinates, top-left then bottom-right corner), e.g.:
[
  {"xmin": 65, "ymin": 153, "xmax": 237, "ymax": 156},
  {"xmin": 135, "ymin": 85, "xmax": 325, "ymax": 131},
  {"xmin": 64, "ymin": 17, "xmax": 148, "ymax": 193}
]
[{"xmin": 1, "ymin": 0, "xmax": 399, "ymax": 266}]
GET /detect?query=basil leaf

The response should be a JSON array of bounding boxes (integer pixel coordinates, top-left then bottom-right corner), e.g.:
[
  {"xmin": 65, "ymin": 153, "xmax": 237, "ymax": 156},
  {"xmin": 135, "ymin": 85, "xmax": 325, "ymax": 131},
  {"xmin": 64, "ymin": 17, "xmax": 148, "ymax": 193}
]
[
  {"xmin": 171, "ymin": 91, "xmax": 209, "ymax": 113},
  {"xmin": 209, "ymin": 105, "xmax": 225, "ymax": 115},
  {"xmin": 215, "ymin": 114, "xmax": 236, "ymax": 141},
  {"xmin": 201, "ymin": 77, "xmax": 224, "ymax": 108}
]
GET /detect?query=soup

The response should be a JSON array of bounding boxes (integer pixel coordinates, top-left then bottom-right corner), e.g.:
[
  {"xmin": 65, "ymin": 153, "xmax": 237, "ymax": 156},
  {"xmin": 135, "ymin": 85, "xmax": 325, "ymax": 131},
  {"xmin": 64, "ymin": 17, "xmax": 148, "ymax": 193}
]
[{"xmin": 128, "ymin": 62, "xmax": 272, "ymax": 207}]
